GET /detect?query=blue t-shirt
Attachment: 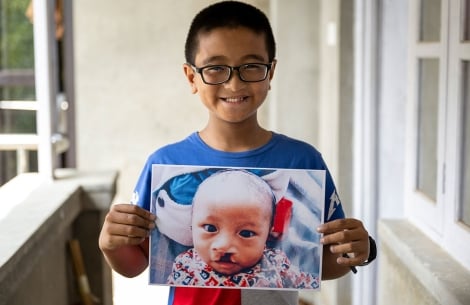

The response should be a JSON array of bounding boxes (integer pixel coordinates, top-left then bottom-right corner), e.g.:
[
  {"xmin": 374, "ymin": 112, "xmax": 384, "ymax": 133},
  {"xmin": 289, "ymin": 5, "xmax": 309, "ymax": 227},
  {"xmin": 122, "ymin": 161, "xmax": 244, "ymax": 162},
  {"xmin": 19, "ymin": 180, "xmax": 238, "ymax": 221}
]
[{"xmin": 132, "ymin": 132, "xmax": 345, "ymax": 305}]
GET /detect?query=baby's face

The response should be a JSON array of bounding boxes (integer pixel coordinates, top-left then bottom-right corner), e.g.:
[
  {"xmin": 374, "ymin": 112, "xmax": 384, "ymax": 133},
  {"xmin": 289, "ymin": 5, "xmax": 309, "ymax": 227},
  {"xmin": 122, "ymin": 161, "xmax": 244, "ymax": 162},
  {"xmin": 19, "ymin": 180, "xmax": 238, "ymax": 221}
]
[{"xmin": 192, "ymin": 191, "xmax": 272, "ymax": 275}]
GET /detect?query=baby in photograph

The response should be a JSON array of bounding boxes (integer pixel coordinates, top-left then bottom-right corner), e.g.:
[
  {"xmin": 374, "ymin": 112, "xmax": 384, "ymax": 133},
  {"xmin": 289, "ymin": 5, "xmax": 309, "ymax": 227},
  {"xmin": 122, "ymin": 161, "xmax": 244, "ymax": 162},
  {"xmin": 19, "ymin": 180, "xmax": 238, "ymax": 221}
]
[{"xmin": 167, "ymin": 169, "xmax": 319, "ymax": 289}]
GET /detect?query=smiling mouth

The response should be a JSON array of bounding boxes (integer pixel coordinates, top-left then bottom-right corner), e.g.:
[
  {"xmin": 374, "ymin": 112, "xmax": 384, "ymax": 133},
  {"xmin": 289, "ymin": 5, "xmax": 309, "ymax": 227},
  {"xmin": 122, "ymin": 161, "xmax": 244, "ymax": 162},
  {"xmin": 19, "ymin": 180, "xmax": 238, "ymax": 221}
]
[{"xmin": 222, "ymin": 96, "xmax": 247, "ymax": 103}]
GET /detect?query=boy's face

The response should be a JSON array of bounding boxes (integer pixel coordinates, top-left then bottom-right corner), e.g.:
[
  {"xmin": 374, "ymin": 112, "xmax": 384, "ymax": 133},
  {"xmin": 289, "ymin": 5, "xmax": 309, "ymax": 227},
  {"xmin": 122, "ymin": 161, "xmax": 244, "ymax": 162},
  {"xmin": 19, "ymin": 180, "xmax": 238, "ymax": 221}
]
[
  {"xmin": 184, "ymin": 26, "xmax": 275, "ymax": 126},
  {"xmin": 192, "ymin": 187, "xmax": 273, "ymax": 275}
]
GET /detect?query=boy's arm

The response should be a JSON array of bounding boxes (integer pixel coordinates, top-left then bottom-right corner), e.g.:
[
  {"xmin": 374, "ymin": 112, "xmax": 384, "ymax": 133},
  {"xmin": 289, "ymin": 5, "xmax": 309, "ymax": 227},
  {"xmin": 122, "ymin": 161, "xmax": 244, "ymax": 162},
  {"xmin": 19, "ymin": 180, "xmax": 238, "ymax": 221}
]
[
  {"xmin": 99, "ymin": 204, "xmax": 156, "ymax": 277},
  {"xmin": 318, "ymin": 218, "xmax": 370, "ymax": 280}
]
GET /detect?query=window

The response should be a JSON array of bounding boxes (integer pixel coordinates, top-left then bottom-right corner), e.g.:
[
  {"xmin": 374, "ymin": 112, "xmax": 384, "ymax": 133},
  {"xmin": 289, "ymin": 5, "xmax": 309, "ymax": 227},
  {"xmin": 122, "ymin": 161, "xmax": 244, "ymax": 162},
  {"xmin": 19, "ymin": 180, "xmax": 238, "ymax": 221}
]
[
  {"xmin": 461, "ymin": 62, "xmax": 470, "ymax": 225},
  {"xmin": 0, "ymin": 0, "xmax": 37, "ymax": 185},
  {"xmin": 416, "ymin": 58, "xmax": 439, "ymax": 202},
  {"xmin": 0, "ymin": 0, "xmax": 74, "ymax": 186},
  {"xmin": 406, "ymin": 0, "xmax": 470, "ymax": 270}
]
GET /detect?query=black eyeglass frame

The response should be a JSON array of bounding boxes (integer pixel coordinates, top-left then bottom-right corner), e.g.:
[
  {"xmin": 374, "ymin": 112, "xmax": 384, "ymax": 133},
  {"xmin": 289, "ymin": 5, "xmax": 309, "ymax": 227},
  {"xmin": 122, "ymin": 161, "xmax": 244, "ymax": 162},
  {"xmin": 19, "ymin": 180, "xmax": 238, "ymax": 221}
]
[{"xmin": 190, "ymin": 62, "xmax": 273, "ymax": 85}]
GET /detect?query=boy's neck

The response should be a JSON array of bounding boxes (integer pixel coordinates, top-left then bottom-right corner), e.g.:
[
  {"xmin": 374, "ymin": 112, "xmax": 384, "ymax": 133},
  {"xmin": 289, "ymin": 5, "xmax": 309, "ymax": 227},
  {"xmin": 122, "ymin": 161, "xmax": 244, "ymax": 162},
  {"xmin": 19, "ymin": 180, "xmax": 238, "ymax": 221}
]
[{"xmin": 199, "ymin": 122, "xmax": 272, "ymax": 152}]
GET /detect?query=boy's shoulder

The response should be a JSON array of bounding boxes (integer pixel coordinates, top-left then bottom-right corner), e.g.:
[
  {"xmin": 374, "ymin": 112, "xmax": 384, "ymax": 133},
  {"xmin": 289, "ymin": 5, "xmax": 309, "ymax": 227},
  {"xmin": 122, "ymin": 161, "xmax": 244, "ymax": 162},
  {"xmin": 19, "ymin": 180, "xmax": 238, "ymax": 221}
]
[
  {"xmin": 271, "ymin": 133, "xmax": 323, "ymax": 158},
  {"xmin": 272, "ymin": 133, "xmax": 319, "ymax": 151},
  {"xmin": 146, "ymin": 133, "xmax": 199, "ymax": 160}
]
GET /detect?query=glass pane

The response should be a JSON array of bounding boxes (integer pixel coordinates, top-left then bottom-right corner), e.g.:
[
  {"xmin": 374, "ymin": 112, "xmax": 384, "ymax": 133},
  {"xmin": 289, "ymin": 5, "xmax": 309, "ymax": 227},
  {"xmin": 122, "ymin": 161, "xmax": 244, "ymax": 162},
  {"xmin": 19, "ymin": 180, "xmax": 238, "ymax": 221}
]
[
  {"xmin": 0, "ymin": 109, "xmax": 36, "ymax": 133},
  {"xmin": 0, "ymin": 86, "xmax": 36, "ymax": 134},
  {"xmin": 461, "ymin": 62, "xmax": 470, "ymax": 226},
  {"xmin": 464, "ymin": 0, "xmax": 470, "ymax": 41},
  {"xmin": 417, "ymin": 59, "xmax": 439, "ymax": 201},
  {"xmin": 419, "ymin": 0, "xmax": 441, "ymax": 42},
  {"xmin": 0, "ymin": 0, "xmax": 35, "ymax": 69}
]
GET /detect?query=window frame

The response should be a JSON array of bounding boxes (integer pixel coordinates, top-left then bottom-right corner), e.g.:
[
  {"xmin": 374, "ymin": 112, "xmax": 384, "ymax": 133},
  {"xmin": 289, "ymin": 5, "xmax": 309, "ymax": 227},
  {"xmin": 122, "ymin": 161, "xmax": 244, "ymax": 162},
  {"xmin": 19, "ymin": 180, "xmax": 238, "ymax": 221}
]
[
  {"xmin": 33, "ymin": 0, "xmax": 61, "ymax": 179},
  {"xmin": 406, "ymin": 0, "xmax": 470, "ymax": 270},
  {"xmin": 0, "ymin": 0, "xmax": 75, "ymax": 184},
  {"xmin": 443, "ymin": 0, "xmax": 470, "ymax": 270}
]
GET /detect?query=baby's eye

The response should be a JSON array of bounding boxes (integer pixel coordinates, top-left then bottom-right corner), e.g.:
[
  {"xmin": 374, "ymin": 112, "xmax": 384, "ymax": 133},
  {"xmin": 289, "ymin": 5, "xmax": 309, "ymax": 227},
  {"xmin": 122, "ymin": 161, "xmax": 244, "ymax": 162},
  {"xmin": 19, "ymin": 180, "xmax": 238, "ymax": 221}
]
[
  {"xmin": 203, "ymin": 224, "xmax": 217, "ymax": 232},
  {"xmin": 239, "ymin": 230, "xmax": 256, "ymax": 238}
]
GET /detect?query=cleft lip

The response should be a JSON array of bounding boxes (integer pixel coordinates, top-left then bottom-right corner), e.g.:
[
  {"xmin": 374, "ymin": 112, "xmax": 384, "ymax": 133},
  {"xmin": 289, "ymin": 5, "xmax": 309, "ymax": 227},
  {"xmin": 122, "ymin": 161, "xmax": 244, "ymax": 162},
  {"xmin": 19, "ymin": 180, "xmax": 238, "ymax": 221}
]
[{"xmin": 218, "ymin": 253, "xmax": 233, "ymax": 262}]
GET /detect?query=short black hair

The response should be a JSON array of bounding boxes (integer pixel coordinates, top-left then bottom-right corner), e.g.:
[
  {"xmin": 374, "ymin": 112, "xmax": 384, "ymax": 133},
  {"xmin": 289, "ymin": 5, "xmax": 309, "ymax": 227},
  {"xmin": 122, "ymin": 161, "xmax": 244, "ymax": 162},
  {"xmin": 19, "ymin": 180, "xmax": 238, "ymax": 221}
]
[{"xmin": 184, "ymin": 1, "xmax": 276, "ymax": 65}]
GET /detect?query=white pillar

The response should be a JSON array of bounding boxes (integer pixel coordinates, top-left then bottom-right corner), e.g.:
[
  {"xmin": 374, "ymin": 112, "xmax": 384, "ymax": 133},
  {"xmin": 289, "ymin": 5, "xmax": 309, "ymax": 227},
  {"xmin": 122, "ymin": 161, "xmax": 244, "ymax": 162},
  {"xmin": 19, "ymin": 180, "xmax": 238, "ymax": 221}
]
[
  {"xmin": 33, "ymin": 0, "xmax": 59, "ymax": 179},
  {"xmin": 353, "ymin": 1, "xmax": 379, "ymax": 305}
]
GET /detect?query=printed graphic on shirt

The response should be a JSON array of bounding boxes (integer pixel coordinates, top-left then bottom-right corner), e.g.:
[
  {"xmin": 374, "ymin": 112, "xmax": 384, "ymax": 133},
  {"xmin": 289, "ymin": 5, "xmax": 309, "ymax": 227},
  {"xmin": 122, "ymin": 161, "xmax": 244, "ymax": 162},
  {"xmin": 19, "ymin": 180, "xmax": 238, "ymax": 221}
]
[
  {"xmin": 327, "ymin": 190, "xmax": 341, "ymax": 221},
  {"xmin": 148, "ymin": 165, "xmax": 326, "ymax": 291},
  {"xmin": 130, "ymin": 191, "xmax": 139, "ymax": 205}
]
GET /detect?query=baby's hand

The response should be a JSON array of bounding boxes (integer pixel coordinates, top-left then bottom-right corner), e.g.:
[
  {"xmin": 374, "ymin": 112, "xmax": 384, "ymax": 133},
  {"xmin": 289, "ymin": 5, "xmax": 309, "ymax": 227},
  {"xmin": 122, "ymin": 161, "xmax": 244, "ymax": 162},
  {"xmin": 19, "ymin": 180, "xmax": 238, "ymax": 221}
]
[
  {"xmin": 317, "ymin": 218, "xmax": 369, "ymax": 267},
  {"xmin": 99, "ymin": 204, "xmax": 156, "ymax": 252}
]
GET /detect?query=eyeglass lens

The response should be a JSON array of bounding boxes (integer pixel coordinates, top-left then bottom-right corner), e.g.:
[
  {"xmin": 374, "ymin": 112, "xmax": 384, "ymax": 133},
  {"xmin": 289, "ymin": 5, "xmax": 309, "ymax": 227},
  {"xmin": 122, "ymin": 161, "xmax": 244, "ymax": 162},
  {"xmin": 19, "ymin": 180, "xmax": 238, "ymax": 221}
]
[{"xmin": 202, "ymin": 64, "xmax": 268, "ymax": 84}]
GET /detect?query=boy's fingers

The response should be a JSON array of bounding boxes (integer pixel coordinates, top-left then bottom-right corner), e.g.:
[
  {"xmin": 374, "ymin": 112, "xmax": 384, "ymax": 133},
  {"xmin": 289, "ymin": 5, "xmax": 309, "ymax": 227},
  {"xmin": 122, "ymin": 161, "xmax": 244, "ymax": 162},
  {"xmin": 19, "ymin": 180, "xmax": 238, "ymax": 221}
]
[
  {"xmin": 317, "ymin": 218, "xmax": 364, "ymax": 233},
  {"xmin": 107, "ymin": 222, "xmax": 151, "ymax": 239},
  {"xmin": 323, "ymin": 236, "xmax": 370, "ymax": 266},
  {"xmin": 112, "ymin": 203, "xmax": 156, "ymax": 221},
  {"xmin": 107, "ymin": 204, "xmax": 156, "ymax": 229},
  {"xmin": 336, "ymin": 252, "xmax": 369, "ymax": 266},
  {"xmin": 320, "ymin": 227, "xmax": 367, "ymax": 245},
  {"xmin": 102, "ymin": 234, "xmax": 147, "ymax": 250},
  {"xmin": 99, "ymin": 214, "xmax": 151, "ymax": 251},
  {"xmin": 329, "ymin": 240, "xmax": 367, "ymax": 255}
]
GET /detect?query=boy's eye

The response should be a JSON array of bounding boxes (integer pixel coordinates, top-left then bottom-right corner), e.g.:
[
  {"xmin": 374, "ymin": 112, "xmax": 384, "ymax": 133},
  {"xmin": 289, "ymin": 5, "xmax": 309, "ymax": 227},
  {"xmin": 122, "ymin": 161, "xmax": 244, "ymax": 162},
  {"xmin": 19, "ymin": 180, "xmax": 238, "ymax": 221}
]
[
  {"xmin": 203, "ymin": 224, "xmax": 217, "ymax": 232},
  {"xmin": 239, "ymin": 230, "xmax": 256, "ymax": 238},
  {"xmin": 242, "ymin": 64, "xmax": 263, "ymax": 71},
  {"xmin": 204, "ymin": 65, "xmax": 227, "ymax": 73}
]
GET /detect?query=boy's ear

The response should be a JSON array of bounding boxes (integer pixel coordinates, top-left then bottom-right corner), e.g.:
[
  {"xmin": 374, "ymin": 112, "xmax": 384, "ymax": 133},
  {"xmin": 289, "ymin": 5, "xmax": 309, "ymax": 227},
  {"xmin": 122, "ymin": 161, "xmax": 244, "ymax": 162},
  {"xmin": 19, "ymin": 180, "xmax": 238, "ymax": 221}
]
[
  {"xmin": 268, "ymin": 59, "xmax": 277, "ymax": 81},
  {"xmin": 183, "ymin": 63, "xmax": 198, "ymax": 94}
]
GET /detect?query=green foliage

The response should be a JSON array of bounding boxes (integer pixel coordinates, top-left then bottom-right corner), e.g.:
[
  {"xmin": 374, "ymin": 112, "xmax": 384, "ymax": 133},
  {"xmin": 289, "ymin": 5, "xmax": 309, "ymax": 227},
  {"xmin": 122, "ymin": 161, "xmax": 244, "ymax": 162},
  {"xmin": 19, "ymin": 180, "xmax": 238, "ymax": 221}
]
[{"xmin": 0, "ymin": 0, "xmax": 35, "ymax": 69}]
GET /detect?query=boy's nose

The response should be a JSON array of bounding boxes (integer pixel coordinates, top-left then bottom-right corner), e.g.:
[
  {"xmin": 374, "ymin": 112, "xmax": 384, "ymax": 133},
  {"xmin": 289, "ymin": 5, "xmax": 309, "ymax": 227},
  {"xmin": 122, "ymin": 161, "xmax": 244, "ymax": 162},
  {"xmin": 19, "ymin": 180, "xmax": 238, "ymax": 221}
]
[{"xmin": 224, "ymin": 70, "xmax": 247, "ymax": 91}]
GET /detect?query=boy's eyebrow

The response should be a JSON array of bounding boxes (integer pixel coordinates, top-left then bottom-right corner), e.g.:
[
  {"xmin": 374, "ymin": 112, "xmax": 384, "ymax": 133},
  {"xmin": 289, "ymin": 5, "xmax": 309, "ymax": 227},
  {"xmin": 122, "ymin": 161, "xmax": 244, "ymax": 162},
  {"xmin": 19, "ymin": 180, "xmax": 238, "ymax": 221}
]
[
  {"xmin": 200, "ymin": 54, "xmax": 268, "ymax": 66},
  {"xmin": 201, "ymin": 56, "xmax": 225, "ymax": 65}
]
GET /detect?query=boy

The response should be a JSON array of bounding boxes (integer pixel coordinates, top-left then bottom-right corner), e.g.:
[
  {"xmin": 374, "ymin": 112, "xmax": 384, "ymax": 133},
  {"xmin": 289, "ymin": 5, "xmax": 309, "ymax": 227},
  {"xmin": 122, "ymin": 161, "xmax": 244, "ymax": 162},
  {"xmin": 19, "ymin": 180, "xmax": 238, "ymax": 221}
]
[
  {"xmin": 167, "ymin": 169, "xmax": 319, "ymax": 289},
  {"xmin": 99, "ymin": 1, "xmax": 374, "ymax": 305}
]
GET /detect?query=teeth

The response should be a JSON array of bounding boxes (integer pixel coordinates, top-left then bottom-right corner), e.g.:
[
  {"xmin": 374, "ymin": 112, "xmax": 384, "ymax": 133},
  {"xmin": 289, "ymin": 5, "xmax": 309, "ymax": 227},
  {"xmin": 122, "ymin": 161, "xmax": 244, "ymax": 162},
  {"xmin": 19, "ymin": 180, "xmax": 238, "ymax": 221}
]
[{"xmin": 225, "ymin": 97, "xmax": 245, "ymax": 103}]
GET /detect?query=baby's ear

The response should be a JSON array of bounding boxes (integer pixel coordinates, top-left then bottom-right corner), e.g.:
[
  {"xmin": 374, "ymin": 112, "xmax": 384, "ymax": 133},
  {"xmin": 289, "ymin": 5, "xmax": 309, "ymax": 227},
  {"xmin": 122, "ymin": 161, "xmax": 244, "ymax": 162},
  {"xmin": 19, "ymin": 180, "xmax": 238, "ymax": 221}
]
[{"xmin": 183, "ymin": 64, "xmax": 198, "ymax": 94}]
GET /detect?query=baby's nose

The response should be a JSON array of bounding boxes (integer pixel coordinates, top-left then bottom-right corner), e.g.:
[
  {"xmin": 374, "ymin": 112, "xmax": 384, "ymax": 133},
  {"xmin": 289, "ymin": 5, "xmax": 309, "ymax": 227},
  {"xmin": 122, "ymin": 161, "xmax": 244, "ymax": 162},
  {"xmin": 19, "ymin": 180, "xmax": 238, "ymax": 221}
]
[{"xmin": 212, "ymin": 234, "xmax": 235, "ymax": 252}]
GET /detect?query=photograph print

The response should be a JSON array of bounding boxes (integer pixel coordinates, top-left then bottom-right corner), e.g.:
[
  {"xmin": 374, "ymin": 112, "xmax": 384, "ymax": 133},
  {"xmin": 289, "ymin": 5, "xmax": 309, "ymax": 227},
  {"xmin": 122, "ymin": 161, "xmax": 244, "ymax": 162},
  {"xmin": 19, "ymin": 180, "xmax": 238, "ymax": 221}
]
[{"xmin": 149, "ymin": 164, "xmax": 325, "ymax": 290}]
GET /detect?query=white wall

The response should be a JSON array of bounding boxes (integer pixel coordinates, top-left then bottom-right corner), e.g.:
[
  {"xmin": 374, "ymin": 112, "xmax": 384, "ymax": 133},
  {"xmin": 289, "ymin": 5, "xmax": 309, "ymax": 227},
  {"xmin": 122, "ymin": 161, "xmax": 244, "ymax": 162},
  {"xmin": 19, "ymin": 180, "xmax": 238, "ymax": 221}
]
[
  {"xmin": 74, "ymin": 1, "xmax": 206, "ymax": 203},
  {"xmin": 377, "ymin": 0, "xmax": 408, "ymax": 219}
]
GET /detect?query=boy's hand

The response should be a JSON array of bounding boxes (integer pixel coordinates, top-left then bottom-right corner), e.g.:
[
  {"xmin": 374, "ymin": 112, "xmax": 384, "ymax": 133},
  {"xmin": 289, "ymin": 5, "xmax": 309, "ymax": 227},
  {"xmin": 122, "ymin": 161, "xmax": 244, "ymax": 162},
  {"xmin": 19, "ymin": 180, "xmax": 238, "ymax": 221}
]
[
  {"xmin": 317, "ymin": 218, "xmax": 370, "ymax": 267},
  {"xmin": 99, "ymin": 203, "xmax": 156, "ymax": 252}
]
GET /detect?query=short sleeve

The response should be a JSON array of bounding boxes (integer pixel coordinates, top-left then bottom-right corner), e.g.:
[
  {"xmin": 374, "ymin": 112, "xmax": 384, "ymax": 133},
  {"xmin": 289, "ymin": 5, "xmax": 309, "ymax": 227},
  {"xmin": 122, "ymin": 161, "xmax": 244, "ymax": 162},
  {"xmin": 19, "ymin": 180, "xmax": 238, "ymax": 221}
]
[{"xmin": 131, "ymin": 159, "xmax": 152, "ymax": 211}]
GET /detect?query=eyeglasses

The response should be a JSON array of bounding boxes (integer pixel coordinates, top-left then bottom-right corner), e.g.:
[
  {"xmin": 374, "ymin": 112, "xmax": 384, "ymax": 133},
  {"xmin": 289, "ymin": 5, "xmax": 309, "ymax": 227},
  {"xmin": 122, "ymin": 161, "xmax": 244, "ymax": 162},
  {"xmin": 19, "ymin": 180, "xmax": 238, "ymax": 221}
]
[{"xmin": 190, "ymin": 63, "xmax": 273, "ymax": 85}]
